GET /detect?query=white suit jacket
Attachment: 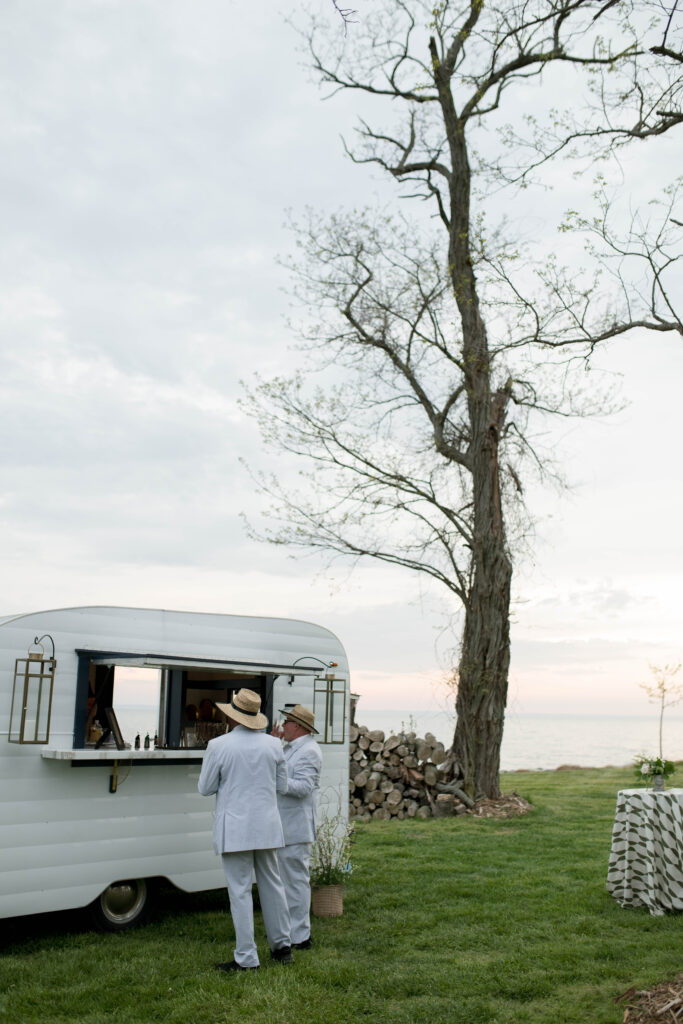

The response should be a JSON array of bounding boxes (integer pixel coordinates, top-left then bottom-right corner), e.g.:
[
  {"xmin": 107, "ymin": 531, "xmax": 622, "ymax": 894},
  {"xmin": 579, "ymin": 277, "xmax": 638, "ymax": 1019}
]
[
  {"xmin": 277, "ymin": 733, "xmax": 323, "ymax": 845},
  {"xmin": 198, "ymin": 725, "xmax": 288, "ymax": 854}
]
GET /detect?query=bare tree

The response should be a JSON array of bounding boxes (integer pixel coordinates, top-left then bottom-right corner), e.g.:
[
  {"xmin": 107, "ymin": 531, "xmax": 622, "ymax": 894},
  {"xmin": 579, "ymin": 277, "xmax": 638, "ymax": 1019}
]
[{"xmin": 244, "ymin": 0, "xmax": 682, "ymax": 799}]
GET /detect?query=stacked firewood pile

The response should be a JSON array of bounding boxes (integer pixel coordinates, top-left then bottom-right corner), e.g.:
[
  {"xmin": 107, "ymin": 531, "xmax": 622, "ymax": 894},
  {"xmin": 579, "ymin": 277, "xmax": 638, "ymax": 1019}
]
[{"xmin": 349, "ymin": 723, "xmax": 473, "ymax": 821}]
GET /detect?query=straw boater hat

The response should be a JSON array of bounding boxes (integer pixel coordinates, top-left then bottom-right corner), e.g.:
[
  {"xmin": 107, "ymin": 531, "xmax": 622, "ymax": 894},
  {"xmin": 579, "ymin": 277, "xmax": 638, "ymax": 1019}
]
[
  {"xmin": 279, "ymin": 704, "xmax": 318, "ymax": 735},
  {"xmin": 216, "ymin": 689, "xmax": 268, "ymax": 731}
]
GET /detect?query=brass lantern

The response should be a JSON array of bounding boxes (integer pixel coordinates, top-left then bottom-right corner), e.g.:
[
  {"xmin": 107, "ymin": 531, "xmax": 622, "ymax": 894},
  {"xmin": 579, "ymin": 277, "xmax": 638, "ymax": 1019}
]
[
  {"xmin": 314, "ymin": 668, "xmax": 346, "ymax": 744},
  {"xmin": 9, "ymin": 635, "xmax": 56, "ymax": 744}
]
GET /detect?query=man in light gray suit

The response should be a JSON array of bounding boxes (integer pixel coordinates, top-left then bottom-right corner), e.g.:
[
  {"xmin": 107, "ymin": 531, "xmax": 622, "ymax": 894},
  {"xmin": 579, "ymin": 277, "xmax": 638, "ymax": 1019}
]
[
  {"xmin": 272, "ymin": 704, "xmax": 323, "ymax": 950},
  {"xmin": 198, "ymin": 688, "xmax": 293, "ymax": 972}
]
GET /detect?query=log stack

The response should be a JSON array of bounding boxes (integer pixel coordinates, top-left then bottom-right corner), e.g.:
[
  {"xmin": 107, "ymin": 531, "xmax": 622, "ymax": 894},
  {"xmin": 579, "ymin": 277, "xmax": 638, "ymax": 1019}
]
[{"xmin": 349, "ymin": 723, "xmax": 473, "ymax": 821}]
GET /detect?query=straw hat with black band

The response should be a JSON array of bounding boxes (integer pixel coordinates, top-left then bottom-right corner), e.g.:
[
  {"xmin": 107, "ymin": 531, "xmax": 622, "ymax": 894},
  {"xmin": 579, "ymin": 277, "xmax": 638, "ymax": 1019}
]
[
  {"xmin": 279, "ymin": 704, "xmax": 318, "ymax": 735},
  {"xmin": 216, "ymin": 688, "xmax": 268, "ymax": 731}
]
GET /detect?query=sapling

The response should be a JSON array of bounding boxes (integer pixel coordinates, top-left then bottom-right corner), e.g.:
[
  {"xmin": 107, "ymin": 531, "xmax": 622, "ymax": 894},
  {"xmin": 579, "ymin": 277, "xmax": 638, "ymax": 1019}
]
[{"xmin": 641, "ymin": 662, "xmax": 683, "ymax": 761}]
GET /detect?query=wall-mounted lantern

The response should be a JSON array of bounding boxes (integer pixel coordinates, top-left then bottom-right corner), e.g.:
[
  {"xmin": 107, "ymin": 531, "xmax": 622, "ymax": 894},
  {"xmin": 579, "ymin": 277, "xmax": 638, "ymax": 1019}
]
[
  {"xmin": 314, "ymin": 669, "xmax": 346, "ymax": 744},
  {"xmin": 9, "ymin": 634, "xmax": 56, "ymax": 745},
  {"xmin": 289, "ymin": 656, "xmax": 346, "ymax": 744}
]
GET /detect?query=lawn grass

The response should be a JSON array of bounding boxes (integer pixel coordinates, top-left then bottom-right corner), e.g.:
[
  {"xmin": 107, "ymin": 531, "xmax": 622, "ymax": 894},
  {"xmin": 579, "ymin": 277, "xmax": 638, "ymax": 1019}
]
[{"xmin": 1, "ymin": 765, "xmax": 681, "ymax": 1024}]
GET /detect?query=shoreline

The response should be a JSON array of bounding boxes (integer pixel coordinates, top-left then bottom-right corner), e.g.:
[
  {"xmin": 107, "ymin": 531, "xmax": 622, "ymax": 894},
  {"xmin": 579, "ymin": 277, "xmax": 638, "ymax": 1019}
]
[{"xmin": 505, "ymin": 763, "xmax": 632, "ymax": 773}]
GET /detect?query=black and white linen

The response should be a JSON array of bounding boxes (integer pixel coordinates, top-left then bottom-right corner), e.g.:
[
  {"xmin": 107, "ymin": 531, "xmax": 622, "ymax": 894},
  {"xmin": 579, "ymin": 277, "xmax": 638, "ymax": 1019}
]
[{"xmin": 607, "ymin": 788, "xmax": 683, "ymax": 916}]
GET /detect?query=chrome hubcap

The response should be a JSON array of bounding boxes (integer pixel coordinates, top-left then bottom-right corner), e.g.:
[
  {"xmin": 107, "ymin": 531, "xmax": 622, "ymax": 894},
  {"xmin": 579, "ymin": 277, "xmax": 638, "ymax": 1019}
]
[{"xmin": 99, "ymin": 879, "xmax": 147, "ymax": 924}]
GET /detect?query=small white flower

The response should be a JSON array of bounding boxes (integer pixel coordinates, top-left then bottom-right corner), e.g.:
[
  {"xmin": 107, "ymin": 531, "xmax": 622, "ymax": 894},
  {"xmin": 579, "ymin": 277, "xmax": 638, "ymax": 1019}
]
[{"xmin": 641, "ymin": 764, "xmax": 650, "ymax": 775}]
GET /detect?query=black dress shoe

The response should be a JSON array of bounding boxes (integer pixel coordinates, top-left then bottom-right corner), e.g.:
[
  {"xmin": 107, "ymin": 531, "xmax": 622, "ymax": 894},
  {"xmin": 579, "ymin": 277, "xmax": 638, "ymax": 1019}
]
[
  {"xmin": 292, "ymin": 937, "xmax": 313, "ymax": 950},
  {"xmin": 215, "ymin": 960, "xmax": 259, "ymax": 972},
  {"xmin": 270, "ymin": 945, "xmax": 294, "ymax": 964}
]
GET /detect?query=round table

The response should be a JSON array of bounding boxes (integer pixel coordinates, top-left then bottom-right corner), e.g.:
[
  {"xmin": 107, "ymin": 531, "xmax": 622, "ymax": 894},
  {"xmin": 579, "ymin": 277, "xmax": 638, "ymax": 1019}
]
[{"xmin": 606, "ymin": 787, "xmax": 683, "ymax": 916}]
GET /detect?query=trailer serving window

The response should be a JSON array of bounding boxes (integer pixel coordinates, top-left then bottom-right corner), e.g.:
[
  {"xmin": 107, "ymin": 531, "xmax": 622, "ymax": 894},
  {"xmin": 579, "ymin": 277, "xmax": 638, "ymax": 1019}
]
[
  {"xmin": 73, "ymin": 651, "xmax": 276, "ymax": 750},
  {"xmin": 165, "ymin": 666, "xmax": 272, "ymax": 749}
]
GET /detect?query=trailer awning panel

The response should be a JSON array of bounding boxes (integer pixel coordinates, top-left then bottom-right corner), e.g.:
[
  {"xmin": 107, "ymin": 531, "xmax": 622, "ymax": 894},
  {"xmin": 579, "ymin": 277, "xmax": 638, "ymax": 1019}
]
[{"xmin": 86, "ymin": 653, "xmax": 323, "ymax": 675}]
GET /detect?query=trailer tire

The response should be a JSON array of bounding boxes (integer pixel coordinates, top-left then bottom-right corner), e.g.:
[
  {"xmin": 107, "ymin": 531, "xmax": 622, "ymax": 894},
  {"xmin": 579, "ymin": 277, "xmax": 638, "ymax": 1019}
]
[{"xmin": 91, "ymin": 878, "xmax": 149, "ymax": 931}]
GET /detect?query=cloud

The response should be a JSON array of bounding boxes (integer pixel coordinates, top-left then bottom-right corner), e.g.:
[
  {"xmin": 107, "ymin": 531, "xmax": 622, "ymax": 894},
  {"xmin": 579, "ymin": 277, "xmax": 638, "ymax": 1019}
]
[{"xmin": 0, "ymin": 1, "xmax": 681, "ymax": 723}]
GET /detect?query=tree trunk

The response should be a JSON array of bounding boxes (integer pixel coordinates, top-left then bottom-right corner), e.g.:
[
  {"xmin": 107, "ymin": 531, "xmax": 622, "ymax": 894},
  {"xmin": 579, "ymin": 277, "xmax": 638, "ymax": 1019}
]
[
  {"xmin": 453, "ymin": 551, "xmax": 511, "ymax": 799},
  {"xmin": 437, "ymin": 96, "xmax": 513, "ymax": 799},
  {"xmin": 452, "ymin": 435, "xmax": 512, "ymax": 798}
]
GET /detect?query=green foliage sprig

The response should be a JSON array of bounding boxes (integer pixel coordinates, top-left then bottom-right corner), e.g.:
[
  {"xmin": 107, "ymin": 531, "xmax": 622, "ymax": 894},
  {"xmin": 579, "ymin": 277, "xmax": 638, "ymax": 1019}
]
[{"xmin": 310, "ymin": 811, "xmax": 354, "ymax": 888}]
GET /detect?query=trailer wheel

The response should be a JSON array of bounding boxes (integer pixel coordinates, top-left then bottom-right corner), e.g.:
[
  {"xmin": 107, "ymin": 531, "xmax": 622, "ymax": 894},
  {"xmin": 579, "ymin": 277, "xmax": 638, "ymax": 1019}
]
[{"xmin": 91, "ymin": 878, "xmax": 149, "ymax": 931}]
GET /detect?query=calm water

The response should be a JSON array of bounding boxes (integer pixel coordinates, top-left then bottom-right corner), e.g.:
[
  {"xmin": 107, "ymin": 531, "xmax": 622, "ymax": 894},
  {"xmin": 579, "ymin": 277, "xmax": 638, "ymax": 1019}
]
[
  {"xmin": 354, "ymin": 709, "xmax": 683, "ymax": 772},
  {"xmin": 113, "ymin": 705, "xmax": 683, "ymax": 772}
]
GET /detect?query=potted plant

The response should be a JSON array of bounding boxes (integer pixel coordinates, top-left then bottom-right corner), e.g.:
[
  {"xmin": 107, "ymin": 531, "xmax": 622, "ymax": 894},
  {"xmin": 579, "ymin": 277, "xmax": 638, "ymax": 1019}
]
[{"xmin": 310, "ymin": 811, "xmax": 353, "ymax": 917}]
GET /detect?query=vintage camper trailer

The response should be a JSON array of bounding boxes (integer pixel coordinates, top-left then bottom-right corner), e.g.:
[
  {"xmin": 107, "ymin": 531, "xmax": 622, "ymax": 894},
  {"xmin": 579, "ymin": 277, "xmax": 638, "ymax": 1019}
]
[{"xmin": 0, "ymin": 606, "xmax": 349, "ymax": 929}]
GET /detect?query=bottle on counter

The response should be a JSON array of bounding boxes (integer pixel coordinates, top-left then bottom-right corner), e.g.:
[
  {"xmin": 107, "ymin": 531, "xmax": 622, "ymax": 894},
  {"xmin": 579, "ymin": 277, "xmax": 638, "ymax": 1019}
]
[
  {"xmin": 134, "ymin": 733, "xmax": 140, "ymax": 750},
  {"xmin": 144, "ymin": 733, "xmax": 150, "ymax": 750},
  {"xmin": 153, "ymin": 732, "xmax": 159, "ymax": 748}
]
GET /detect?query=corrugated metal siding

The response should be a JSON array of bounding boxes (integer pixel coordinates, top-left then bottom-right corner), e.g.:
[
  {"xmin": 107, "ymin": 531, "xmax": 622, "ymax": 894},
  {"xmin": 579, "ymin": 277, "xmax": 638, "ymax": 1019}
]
[{"xmin": 0, "ymin": 749, "xmax": 223, "ymax": 916}]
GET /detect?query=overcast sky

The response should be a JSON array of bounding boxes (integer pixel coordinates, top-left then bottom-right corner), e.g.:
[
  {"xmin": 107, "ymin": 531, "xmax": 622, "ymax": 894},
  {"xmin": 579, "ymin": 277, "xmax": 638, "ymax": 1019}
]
[{"xmin": 1, "ymin": 0, "xmax": 681, "ymax": 721}]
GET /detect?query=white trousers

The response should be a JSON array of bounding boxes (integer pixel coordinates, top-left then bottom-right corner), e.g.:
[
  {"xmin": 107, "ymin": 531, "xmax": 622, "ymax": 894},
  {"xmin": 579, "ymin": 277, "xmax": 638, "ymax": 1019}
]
[
  {"xmin": 277, "ymin": 842, "xmax": 313, "ymax": 944},
  {"xmin": 221, "ymin": 849, "xmax": 291, "ymax": 968}
]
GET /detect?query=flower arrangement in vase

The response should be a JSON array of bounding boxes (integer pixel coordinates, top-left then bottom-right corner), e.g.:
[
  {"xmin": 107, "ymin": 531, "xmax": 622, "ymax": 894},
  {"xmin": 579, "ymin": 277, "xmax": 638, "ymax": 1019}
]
[{"xmin": 633, "ymin": 755, "xmax": 676, "ymax": 790}]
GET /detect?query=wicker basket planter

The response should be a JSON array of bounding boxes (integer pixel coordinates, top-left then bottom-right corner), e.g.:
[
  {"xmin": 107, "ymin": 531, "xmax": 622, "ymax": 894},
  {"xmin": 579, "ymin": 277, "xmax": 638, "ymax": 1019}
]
[{"xmin": 311, "ymin": 884, "xmax": 344, "ymax": 917}]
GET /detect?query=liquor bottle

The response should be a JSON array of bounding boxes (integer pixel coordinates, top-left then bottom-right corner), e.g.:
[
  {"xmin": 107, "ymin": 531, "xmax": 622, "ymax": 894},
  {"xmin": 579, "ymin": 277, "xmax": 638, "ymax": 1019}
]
[
  {"xmin": 144, "ymin": 733, "xmax": 150, "ymax": 749},
  {"xmin": 153, "ymin": 732, "xmax": 159, "ymax": 748},
  {"xmin": 134, "ymin": 733, "xmax": 140, "ymax": 750}
]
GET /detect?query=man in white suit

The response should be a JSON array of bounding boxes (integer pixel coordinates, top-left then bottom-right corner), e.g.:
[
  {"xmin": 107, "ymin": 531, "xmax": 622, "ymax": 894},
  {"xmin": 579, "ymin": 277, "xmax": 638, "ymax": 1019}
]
[
  {"xmin": 272, "ymin": 704, "xmax": 323, "ymax": 950},
  {"xmin": 197, "ymin": 688, "xmax": 293, "ymax": 972}
]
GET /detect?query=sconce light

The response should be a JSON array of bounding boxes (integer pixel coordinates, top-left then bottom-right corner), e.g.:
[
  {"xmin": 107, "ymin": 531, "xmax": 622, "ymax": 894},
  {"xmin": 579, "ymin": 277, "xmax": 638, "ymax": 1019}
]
[
  {"xmin": 289, "ymin": 656, "xmax": 339, "ymax": 686},
  {"xmin": 9, "ymin": 634, "xmax": 56, "ymax": 745}
]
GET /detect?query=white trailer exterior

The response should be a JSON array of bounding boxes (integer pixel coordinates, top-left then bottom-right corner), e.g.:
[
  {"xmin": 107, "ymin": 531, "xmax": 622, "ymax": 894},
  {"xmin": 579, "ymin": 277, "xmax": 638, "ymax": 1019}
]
[{"xmin": 0, "ymin": 606, "xmax": 350, "ymax": 927}]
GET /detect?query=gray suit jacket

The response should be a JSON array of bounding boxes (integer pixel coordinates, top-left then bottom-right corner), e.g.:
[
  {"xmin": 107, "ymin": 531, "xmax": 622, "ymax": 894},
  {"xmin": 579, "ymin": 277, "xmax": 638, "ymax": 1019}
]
[
  {"xmin": 198, "ymin": 725, "xmax": 288, "ymax": 854},
  {"xmin": 277, "ymin": 733, "xmax": 323, "ymax": 845}
]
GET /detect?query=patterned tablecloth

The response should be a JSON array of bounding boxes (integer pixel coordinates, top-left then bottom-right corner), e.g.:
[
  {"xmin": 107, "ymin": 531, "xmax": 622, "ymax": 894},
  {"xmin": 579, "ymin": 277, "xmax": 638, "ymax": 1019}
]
[{"xmin": 606, "ymin": 788, "xmax": 683, "ymax": 916}]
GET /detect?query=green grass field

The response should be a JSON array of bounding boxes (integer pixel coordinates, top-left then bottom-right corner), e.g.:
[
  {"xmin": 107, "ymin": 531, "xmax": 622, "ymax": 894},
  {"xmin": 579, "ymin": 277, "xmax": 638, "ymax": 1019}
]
[{"xmin": 2, "ymin": 765, "xmax": 681, "ymax": 1024}]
